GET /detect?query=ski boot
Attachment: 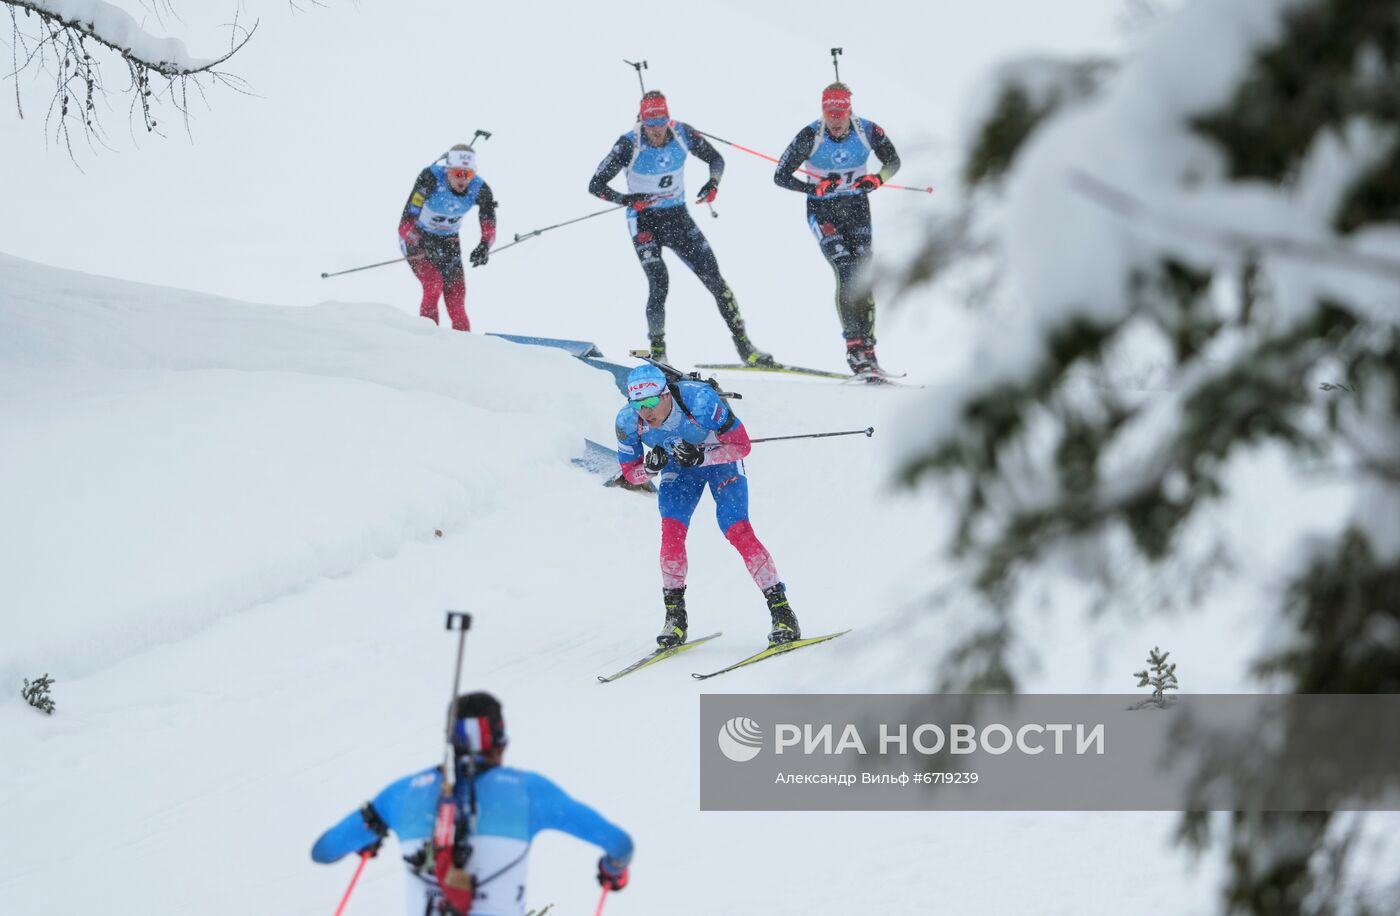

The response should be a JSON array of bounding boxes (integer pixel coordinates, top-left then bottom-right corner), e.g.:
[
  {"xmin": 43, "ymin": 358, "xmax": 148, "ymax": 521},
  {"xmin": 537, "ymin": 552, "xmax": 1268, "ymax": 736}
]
[
  {"xmin": 764, "ymin": 583, "xmax": 801, "ymax": 646},
  {"xmin": 734, "ymin": 333, "xmax": 776, "ymax": 368},
  {"xmin": 657, "ymin": 587, "xmax": 688, "ymax": 648},
  {"xmin": 845, "ymin": 337, "xmax": 882, "ymax": 377},
  {"xmin": 649, "ymin": 336, "xmax": 668, "ymax": 366}
]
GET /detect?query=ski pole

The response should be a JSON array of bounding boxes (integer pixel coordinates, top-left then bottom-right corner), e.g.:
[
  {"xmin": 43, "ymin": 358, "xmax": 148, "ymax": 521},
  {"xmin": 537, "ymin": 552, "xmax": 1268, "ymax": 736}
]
[
  {"xmin": 332, "ymin": 849, "xmax": 372, "ymax": 916},
  {"xmin": 692, "ymin": 129, "xmax": 933, "ymax": 195},
  {"xmin": 320, "ymin": 254, "xmax": 424, "ymax": 279},
  {"xmin": 594, "ymin": 886, "xmax": 610, "ymax": 916},
  {"xmin": 749, "ymin": 427, "xmax": 874, "ymax": 444},
  {"xmin": 489, "ymin": 205, "xmax": 627, "ymax": 254}
]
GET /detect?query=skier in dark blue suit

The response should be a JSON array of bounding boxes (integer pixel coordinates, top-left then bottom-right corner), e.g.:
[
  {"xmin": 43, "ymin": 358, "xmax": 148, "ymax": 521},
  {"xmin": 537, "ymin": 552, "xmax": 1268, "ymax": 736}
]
[
  {"xmin": 615, "ymin": 364, "xmax": 801, "ymax": 648},
  {"xmin": 590, "ymin": 91, "xmax": 772, "ymax": 367},
  {"xmin": 774, "ymin": 82, "xmax": 901, "ymax": 376},
  {"xmin": 312, "ymin": 692, "xmax": 632, "ymax": 916}
]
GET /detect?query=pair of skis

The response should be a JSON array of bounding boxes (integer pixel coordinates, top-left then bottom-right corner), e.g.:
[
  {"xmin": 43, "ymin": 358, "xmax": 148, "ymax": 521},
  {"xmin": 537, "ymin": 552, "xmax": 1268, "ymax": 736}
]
[
  {"xmin": 597, "ymin": 629, "xmax": 851, "ymax": 683},
  {"xmin": 693, "ymin": 362, "xmax": 917, "ymax": 388}
]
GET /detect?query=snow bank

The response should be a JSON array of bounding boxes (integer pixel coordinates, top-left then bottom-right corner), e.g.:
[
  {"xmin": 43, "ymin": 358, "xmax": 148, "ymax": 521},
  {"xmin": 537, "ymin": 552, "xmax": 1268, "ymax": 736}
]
[{"xmin": 0, "ymin": 252, "xmax": 620, "ymax": 690}]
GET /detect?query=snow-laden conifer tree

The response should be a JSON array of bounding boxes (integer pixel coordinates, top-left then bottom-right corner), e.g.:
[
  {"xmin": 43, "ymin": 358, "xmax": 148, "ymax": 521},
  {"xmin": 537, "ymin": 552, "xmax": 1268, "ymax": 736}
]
[{"xmin": 903, "ymin": 1, "xmax": 1399, "ymax": 912}]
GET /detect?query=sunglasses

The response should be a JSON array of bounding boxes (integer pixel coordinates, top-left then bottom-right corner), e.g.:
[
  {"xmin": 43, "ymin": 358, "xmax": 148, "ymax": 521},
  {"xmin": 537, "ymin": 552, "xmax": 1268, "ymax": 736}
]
[
  {"xmin": 447, "ymin": 168, "xmax": 474, "ymax": 180},
  {"xmin": 631, "ymin": 395, "xmax": 663, "ymax": 409}
]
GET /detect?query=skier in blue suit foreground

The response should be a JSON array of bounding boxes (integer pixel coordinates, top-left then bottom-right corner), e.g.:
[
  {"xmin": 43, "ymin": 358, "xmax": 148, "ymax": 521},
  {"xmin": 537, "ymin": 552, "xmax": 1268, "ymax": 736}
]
[
  {"xmin": 615, "ymin": 363, "xmax": 801, "ymax": 648},
  {"xmin": 312, "ymin": 692, "xmax": 632, "ymax": 916}
]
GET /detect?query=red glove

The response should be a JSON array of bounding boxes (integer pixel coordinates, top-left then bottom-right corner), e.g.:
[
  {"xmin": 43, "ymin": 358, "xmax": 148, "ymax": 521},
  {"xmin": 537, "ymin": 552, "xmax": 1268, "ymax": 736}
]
[
  {"xmin": 398, "ymin": 220, "xmax": 422, "ymax": 256},
  {"xmin": 853, "ymin": 174, "xmax": 884, "ymax": 193},
  {"xmin": 597, "ymin": 856, "xmax": 629, "ymax": 891},
  {"xmin": 694, "ymin": 179, "xmax": 719, "ymax": 205},
  {"xmin": 620, "ymin": 193, "xmax": 656, "ymax": 211},
  {"xmin": 812, "ymin": 176, "xmax": 841, "ymax": 197}
]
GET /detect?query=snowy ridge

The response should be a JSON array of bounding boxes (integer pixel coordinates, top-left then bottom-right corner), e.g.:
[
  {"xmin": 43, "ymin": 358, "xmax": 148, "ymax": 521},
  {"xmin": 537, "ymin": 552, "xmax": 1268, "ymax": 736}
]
[{"xmin": 0, "ymin": 252, "xmax": 619, "ymax": 690}]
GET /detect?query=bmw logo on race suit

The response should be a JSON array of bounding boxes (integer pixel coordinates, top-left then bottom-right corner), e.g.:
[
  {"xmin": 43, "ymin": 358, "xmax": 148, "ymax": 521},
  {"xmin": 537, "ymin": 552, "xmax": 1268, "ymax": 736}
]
[
  {"xmin": 801, "ymin": 117, "xmax": 877, "ymax": 198},
  {"xmin": 624, "ymin": 123, "xmax": 692, "ymax": 210}
]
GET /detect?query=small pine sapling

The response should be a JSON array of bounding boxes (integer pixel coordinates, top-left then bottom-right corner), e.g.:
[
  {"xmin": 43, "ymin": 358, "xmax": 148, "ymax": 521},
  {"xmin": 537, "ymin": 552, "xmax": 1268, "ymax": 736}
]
[
  {"xmin": 1130, "ymin": 647, "xmax": 1178, "ymax": 709},
  {"xmin": 22, "ymin": 673, "xmax": 56, "ymax": 715}
]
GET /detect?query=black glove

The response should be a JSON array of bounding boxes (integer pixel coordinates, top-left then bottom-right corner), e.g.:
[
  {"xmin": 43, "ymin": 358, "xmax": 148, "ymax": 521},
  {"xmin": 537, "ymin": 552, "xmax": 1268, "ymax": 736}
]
[
  {"xmin": 644, "ymin": 445, "xmax": 669, "ymax": 474},
  {"xmin": 597, "ymin": 856, "xmax": 629, "ymax": 891},
  {"xmin": 619, "ymin": 193, "xmax": 656, "ymax": 210},
  {"xmin": 672, "ymin": 440, "xmax": 704, "ymax": 468},
  {"xmin": 358, "ymin": 802, "xmax": 389, "ymax": 858},
  {"xmin": 469, "ymin": 240, "xmax": 490, "ymax": 267},
  {"xmin": 694, "ymin": 178, "xmax": 719, "ymax": 205}
]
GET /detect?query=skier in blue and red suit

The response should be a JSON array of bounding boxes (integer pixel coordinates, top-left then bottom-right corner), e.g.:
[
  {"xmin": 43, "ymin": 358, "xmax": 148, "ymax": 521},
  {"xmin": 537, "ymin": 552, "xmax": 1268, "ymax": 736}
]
[
  {"xmin": 615, "ymin": 364, "xmax": 801, "ymax": 648},
  {"xmin": 589, "ymin": 91, "xmax": 772, "ymax": 367},
  {"xmin": 398, "ymin": 143, "xmax": 497, "ymax": 332},
  {"xmin": 774, "ymin": 82, "xmax": 901, "ymax": 376}
]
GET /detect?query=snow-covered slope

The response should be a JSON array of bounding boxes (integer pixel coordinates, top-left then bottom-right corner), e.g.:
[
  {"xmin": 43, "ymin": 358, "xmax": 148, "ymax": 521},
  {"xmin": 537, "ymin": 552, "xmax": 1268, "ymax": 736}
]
[
  {"xmin": 0, "ymin": 255, "xmax": 1224, "ymax": 915},
  {"xmin": 0, "ymin": 251, "xmax": 620, "ymax": 692}
]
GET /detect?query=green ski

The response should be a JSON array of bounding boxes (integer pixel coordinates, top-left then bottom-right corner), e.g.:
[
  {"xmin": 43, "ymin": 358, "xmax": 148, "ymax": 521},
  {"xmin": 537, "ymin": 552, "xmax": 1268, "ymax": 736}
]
[
  {"xmin": 694, "ymin": 363, "xmax": 917, "ymax": 386},
  {"xmin": 597, "ymin": 633, "xmax": 722, "ymax": 683},
  {"xmin": 693, "ymin": 362, "xmax": 852, "ymax": 380},
  {"xmin": 690, "ymin": 630, "xmax": 852, "ymax": 680}
]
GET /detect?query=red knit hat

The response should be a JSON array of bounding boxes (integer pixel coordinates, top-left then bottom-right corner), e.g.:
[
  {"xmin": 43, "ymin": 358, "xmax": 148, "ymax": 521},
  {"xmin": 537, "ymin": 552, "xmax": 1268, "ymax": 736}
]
[
  {"xmin": 639, "ymin": 94, "xmax": 670, "ymax": 126},
  {"xmin": 821, "ymin": 86, "xmax": 852, "ymax": 116}
]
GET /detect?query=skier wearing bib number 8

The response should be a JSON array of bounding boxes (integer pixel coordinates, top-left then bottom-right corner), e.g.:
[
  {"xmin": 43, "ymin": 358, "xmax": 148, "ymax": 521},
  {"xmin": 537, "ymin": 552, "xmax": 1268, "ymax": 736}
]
[
  {"xmin": 774, "ymin": 82, "xmax": 901, "ymax": 377},
  {"xmin": 589, "ymin": 91, "xmax": 773, "ymax": 367},
  {"xmin": 398, "ymin": 144, "xmax": 498, "ymax": 332}
]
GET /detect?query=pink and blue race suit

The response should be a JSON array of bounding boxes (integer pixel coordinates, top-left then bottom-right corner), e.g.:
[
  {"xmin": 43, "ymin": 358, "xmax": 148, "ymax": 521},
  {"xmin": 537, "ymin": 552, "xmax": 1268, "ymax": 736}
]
[{"xmin": 614, "ymin": 380, "xmax": 780, "ymax": 592}]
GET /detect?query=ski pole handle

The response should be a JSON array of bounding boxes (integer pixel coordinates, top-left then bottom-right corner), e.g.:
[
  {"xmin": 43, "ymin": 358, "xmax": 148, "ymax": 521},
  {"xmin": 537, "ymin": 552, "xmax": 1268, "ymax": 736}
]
[{"xmin": 748, "ymin": 427, "xmax": 874, "ymax": 444}]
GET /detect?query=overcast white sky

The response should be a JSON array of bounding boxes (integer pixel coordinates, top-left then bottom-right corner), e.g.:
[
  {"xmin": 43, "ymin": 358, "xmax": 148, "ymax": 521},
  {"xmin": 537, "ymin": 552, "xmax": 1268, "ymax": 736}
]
[{"xmin": 1, "ymin": 0, "xmax": 1132, "ymax": 362}]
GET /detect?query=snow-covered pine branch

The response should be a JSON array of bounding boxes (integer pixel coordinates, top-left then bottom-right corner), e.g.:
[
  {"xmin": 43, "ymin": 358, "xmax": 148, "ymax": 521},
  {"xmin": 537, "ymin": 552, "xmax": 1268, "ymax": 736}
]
[
  {"xmin": 899, "ymin": 1, "xmax": 1400, "ymax": 911},
  {"xmin": 4, "ymin": 0, "xmax": 257, "ymax": 158}
]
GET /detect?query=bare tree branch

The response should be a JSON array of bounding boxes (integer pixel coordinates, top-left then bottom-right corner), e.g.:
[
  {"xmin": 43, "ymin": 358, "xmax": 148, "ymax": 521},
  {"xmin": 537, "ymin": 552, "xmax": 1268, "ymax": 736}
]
[{"xmin": 4, "ymin": 0, "xmax": 257, "ymax": 160}]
